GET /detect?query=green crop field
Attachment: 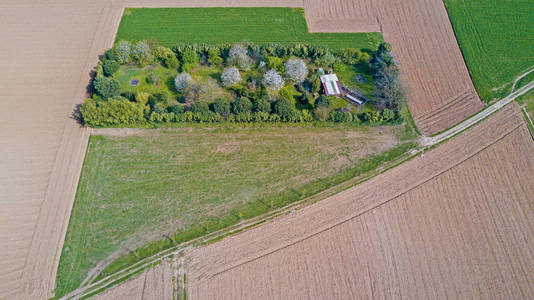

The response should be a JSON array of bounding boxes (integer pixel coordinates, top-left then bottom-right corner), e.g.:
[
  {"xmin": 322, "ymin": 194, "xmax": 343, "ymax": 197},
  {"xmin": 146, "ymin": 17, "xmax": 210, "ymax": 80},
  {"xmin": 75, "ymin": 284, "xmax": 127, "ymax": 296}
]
[
  {"xmin": 444, "ymin": 0, "xmax": 534, "ymax": 102},
  {"xmin": 55, "ymin": 126, "xmax": 414, "ymax": 297},
  {"xmin": 115, "ymin": 7, "xmax": 383, "ymax": 50}
]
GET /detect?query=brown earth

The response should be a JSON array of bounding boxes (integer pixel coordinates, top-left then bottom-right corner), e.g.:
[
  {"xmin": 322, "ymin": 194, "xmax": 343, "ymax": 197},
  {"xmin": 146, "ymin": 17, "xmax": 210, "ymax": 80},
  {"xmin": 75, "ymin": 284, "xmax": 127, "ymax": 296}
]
[
  {"xmin": 305, "ymin": 0, "xmax": 486, "ymax": 134},
  {"xmin": 185, "ymin": 104, "xmax": 534, "ymax": 299},
  {"xmin": 91, "ymin": 261, "xmax": 173, "ymax": 300}
]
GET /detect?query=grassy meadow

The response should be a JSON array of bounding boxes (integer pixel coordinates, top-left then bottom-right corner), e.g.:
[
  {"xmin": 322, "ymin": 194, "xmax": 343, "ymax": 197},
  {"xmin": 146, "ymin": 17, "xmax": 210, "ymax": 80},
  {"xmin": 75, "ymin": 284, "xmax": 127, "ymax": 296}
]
[
  {"xmin": 444, "ymin": 0, "xmax": 534, "ymax": 102},
  {"xmin": 517, "ymin": 90, "xmax": 534, "ymax": 135},
  {"xmin": 56, "ymin": 126, "xmax": 415, "ymax": 297},
  {"xmin": 115, "ymin": 7, "xmax": 383, "ymax": 50}
]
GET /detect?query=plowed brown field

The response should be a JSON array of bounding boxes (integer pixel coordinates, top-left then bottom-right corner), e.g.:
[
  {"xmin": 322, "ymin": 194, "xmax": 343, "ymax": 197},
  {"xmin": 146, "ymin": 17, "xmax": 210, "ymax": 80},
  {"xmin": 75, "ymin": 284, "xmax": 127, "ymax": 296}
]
[
  {"xmin": 0, "ymin": 1, "xmax": 123, "ymax": 299},
  {"xmin": 185, "ymin": 104, "xmax": 534, "ymax": 299},
  {"xmin": 305, "ymin": 0, "xmax": 485, "ymax": 134},
  {"xmin": 92, "ymin": 261, "xmax": 173, "ymax": 300}
]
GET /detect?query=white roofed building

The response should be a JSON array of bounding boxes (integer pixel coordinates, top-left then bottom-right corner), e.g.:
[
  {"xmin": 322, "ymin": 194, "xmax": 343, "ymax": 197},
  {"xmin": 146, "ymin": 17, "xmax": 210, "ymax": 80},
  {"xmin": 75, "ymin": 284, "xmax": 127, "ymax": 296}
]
[{"xmin": 320, "ymin": 74, "xmax": 342, "ymax": 96}]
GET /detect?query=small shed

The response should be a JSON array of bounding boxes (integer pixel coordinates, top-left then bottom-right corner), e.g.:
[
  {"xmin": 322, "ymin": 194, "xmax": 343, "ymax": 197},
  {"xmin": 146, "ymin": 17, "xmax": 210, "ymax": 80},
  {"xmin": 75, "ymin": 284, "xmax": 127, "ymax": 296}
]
[{"xmin": 320, "ymin": 74, "xmax": 342, "ymax": 96}]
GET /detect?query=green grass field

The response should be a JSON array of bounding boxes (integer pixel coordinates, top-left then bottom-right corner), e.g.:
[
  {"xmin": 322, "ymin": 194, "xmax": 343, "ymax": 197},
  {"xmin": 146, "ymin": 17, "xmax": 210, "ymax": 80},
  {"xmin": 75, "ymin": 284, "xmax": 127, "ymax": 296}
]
[
  {"xmin": 516, "ymin": 90, "xmax": 534, "ymax": 135},
  {"xmin": 55, "ymin": 126, "xmax": 415, "ymax": 297},
  {"xmin": 115, "ymin": 7, "xmax": 383, "ymax": 50},
  {"xmin": 444, "ymin": 0, "xmax": 534, "ymax": 102}
]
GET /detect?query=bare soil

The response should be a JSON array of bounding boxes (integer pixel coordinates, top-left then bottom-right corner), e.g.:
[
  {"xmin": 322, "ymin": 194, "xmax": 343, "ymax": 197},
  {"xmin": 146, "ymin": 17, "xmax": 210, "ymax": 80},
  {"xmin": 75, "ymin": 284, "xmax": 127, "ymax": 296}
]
[
  {"xmin": 185, "ymin": 104, "xmax": 534, "ymax": 299},
  {"xmin": 304, "ymin": 0, "xmax": 486, "ymax": 135},
  {"xmin": 91, "ymin": 261, "xmax": 173, "ymax": 300}
]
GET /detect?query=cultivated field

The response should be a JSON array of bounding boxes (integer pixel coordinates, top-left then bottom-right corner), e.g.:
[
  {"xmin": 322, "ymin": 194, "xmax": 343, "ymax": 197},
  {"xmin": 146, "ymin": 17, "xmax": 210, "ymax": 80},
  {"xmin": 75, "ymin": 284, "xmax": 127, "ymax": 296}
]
[
  {"xmin": 56, "ymin": 125, "xmax": 412, "ymax": 297},
  {"xmin": 115, "ymin": 7, "xmax": 383, "ymax": 50},
  {"xmin": 0, "ymin": 1, "xmax": 123, "ymax": 299},
  {"xmin": 304, "ymin": 0, "xmax": 485, "ymax": 134},
  {"xmin": 185, "ymin": 104, "xmax": 534, "ymax": 299},
  {"xmin": 445, "ymin": 0, "xmax": 534, "ymax": 102},
  {"xmin": 91, "ymin": 261, "xmax": 173, "ymax": 300}
]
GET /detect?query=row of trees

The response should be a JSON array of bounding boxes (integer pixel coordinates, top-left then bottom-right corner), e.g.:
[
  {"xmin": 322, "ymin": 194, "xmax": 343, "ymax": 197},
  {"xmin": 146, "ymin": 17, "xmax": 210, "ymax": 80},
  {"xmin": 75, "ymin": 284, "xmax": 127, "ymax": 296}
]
[{"xmin": 81, "ymin": 93, "xmax": 401, "ymax": 127}]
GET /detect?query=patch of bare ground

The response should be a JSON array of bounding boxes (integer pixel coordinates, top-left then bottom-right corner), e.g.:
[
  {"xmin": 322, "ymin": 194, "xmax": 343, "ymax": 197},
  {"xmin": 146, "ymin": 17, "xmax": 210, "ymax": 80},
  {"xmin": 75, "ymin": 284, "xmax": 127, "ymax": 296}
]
[
  {"xmin": 91, "ymin": 261, "xmax": 173, "ymax": 300},
  {"xmin": 304, "ymin": 0, "xmax": 485, "ymax": 135},
  {"xmin": 184, "ymin": 103, "xmax": 534, "ymax": 299},
  {"xmin": 0, "ymin": 1, "xmax": 124, "ymax": 299}
]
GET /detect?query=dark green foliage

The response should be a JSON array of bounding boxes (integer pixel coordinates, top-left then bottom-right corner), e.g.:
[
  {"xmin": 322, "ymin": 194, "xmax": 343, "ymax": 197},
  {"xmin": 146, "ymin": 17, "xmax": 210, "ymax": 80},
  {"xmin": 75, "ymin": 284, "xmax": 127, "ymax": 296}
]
[
  {"xmin": 336, "ymin": 48, "xmax": 362, "ymax": 65},
  {"xmin": 93, "ymin": 77, "xmax": 120, "ymax": 99},
  {"xmin": 169, "ymin": 103, "xmax": 185, "ymax": 114},
  {"xmin": 181, "ymin": 49, "xmax": 199, "ymax": 72},
  {"xmin": 104, "ymin": 49, "xmax": 118, "ymax": 61},
  {"xmin": 102, "ymin": 60, "xmax": 119, "ymax": 77},
  {"xmin": 232, "ymin": 97, "xmax": 252, "ymax": 114},
  {"xmin": 121, "ymin": 91, "xmax": 136, "ymax": 102},
  {"xmin": 361, "ymin": 111, "xmax": 383, "ymax": 125},
  {"xmin": 330, "ymin": 110, "xmax": 353, "ymax": 123},
  {"xmin": 253, "ymin": 98, "xmax": 271, "ymax": 113},
  {"xmin": 212, "ymin": 98, "xmax": 232, "ymax": 116},
  {"xmin": 190, "ymin": 101, "xmax": 209, "ymax": 113},
  {"xmin": 274, "ymin": 98, "xmax": 298, "ymax": 121},
  {"xmin": 148, "ymin": 93, "xmax": 168, "ymax": 108},
  {"xmin": 309, "ymin": 75, "xmax": 322, "ymax": 94},
  {"xmin": 315, "ymin": 95, "xmax": 332, "ymax": 108},
  {"xmin": 80, "ymin": 98, "xmax": 145, "ymax": 127}
]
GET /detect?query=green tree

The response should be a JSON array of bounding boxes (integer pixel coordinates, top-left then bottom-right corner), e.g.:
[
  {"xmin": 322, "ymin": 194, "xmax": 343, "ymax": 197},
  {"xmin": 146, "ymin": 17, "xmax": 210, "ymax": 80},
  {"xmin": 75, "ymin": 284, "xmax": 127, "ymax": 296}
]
[
  {"xmin": 102, "ymin": 60, "xmax": 119, "ymax": 77},
  {"xmin": 274, "ymin": 98, "xmax": 297, "ymax": 121},
  {"xmin": 190, "ymin": 101, "xmax": 209, "ymax": 113},
  {"xmin": 213, "ymin": 98, "xmax": 231, "ymax": 116},
  {"xmin": 93, "ymin": 77, "xmax": 120, "ymax": 99},
  {"xmin": 253, "ymin": 98, "xmax": 271, "ymax": 113},
  {"xmin": 232, "ymin": 97, "xmax": 252, "ymax": 114}
]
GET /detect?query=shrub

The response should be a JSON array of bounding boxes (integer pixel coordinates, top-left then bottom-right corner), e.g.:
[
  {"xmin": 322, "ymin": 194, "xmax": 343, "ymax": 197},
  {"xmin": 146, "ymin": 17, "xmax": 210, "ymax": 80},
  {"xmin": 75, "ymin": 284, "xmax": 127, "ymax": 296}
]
[
  {"xmin": 381, "ymin": 108, "xmax": 395, "ymax": 121},
  {"xmin": 207, "ymin": 48, "xmax": 223, "ymax": 66},
  {"xmin": 262, "ymin": 69, "xmax": 285, "ymax": 91},
  {"xmin": 169, "ymin": 103, "xmax": 185, "ymax": 114},
  {"xmin": 308, "ymin": 75, "xmax": 322, "ymax": 94},
  {"xmin": 102, "ymin": 60, "xmax": 119, "ymax": 77},
  {"xmin": 361, "ymin": 111, "xmax": 383, "ymax": 124},
  {"xmin": 331, "ymin": 110, "xmax": 353, "ymax": 122},
  {"xmin": 315, "ymin": 95, "xmax": 332, "ymax": 108},
  {"xmin": 80, "ymin": 98, "xmax": 145, "ymax": 127},
  {"xmin": 252, "ymin": 111, "xmax": 270, "ymax": 122},
  {"xmin": 284, "ymin": 58, "xmax": 308, "ymax": 83},
  {"xmin": 190, "ymin": 101, "xmax": 209, "ymax": 113},
  {"xmin": 313, "ymin": 105, "xmax": 331, "ymax": 121},
  {"xmin": 228, "ymin": 44, "xmax": 252, "ymax": 70},
  {"xmin": 148, "ymin": 93, "xmax": 168, "ymax": 109},
  {"xmin": 114, "ymin": 40, "xmax": 132, "ymax": 64},
  {"xmin": 234, "ymin": 112, "xmax": 252, "ymax": 122},
  {"xmin": 93, "ymin": 77, "xmax": 120, "ymax": 99},
  {"xmin": 274, "ymin": 98, "xmax": 297, "ymax": 121},
  {"xmin": 181, "ymin": 49, "xmax": 199, "ymax": 72},
  {"xmin": 220, "ymin": 67, "xmax": 242, "ymax": 87},
  {"xmin": 265, "ymin": 56, "xmax": 284, "ymax": 73},
  {"xmin": 315, "ymin": 52, "xmax": 336, "ymax": 67},
  {"xmin": 135, "ymin": 91, "xmax": 150, "ymax": 105},
  {"xmin": 154, "ymin": 46, "xmax": 179, "ymax": 68},
  {"xmin": 212, "ymin": 98, "xmax": 231, "ymax": 116},
  {"xmin": 174, "ymin": 73, "xmax": 191, "ymax": 92},
  {"xmin": 253, "ymin": 98, "xmax": 271, "ymax": 113},
  {"xmin": 232, "ymin": 97, "xmax": 252, "ymax": 114},
  {"xmin": 131, "ymin": 41, "xmax": 153, "ymax": 66},
  {"xmin": 152, "ymin": 102, "xmax": 166, "ymax": 114},
  {"xmin": 360, "ymin": 52, "xmax": 371, "ymax": 64},
  {"xmin": 279, "ymin": 85, "xmax": 301, "ymax": 105},
  {"xmin": 104, "ymin": 49, "xmax": 118, "ymax": 61},
  {"xmin": 337, "ymin": 48, "xmax": 362, "ymax": 65}
]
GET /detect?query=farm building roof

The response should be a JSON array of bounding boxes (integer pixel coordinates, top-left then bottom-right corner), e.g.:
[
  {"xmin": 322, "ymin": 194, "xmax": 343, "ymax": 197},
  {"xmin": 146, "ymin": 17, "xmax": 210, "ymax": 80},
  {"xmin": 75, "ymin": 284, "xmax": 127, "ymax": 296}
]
[{"xmin": 320, "ymin": 74, "xmax": 342, "ymax": 96}]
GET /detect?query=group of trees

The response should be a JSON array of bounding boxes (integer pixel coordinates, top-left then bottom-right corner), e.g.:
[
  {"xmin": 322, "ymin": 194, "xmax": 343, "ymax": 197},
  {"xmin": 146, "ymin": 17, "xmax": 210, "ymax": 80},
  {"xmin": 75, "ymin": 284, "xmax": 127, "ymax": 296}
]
[{"xmin": 81, "ymin": 40, "xmax": 404, "ymax": 128}]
